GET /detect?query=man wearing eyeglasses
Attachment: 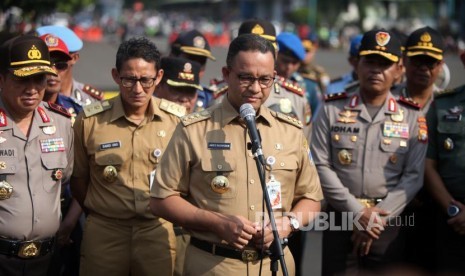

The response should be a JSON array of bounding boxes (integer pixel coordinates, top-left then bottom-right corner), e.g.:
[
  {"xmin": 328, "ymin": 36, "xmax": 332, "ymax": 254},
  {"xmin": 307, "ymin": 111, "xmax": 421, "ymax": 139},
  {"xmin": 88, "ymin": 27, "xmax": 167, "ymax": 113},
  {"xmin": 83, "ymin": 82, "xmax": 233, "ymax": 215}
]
[
  {"xmin": 71, "ymin": 37, "xmax": 185, "ymax": 275},
  {"xmin": 150, "ymin": 33, "xmax": 322, "ymax": 276}
]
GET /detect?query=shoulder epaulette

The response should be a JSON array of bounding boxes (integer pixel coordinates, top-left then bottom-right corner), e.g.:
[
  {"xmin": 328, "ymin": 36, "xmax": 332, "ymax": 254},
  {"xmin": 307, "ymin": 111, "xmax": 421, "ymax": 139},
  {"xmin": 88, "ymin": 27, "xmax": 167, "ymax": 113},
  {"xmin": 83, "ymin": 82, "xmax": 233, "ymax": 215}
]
[
  {"xmin": 435, "ymin": 88, "xmax": 461, "ymax": 99},
  {"xmin": 159, "ymin": 98, "xmax": 186, "ymax": 117},
  {"xmin": 82, "ymin": 84, "xmax": 104, "ymax": 100},
  {"xmin": 181, "ymin": 110, "xmax": 211, "ymax": 126},
  {"xmin": 273, "ymin": 111, "xmax": 303, "ymax": 129},
  {"xmin": 83, "ymin": 100, "xmax": 112, "ymax": 117},
  {"xmin": 46, "ymin": 101, "xmax": 71, "ymax": 118},
  {"xmin": 277, "ymin": 77, "xmax": 304, "ymax": 96},
  {"xmin": 397, "ymin": 96, "xmax": 421, "ymax": 110},
  {"xmin": 325, "ymin": 92, "xmax": 348, "ymax": 102},
  {"xmin": 213, "ymin": 86, "xmax": 228, "ymax": 99}
]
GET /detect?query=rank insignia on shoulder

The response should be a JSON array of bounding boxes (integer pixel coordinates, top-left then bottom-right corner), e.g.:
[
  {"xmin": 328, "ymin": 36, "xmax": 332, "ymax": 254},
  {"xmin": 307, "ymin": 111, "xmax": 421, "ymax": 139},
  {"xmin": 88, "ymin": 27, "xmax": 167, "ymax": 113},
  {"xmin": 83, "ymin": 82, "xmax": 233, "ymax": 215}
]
[
  {"xmin": 159, "ymin": 99, "xmax": 186, "ymax": 117},
  {"xmin": 213, "ymin": 86, "xmax": 228, "ymax": 99},
  {"xmin": 0, "ymin": 109, "xmax": 8, "ymax": 127},
  {"xmin": 325, "ymin": 92, "xmax": 348, "ymax": 102},
  {"xmin": 435, "ymin": 88, "xmax": 459, "ymax": 99},
  {"xmin": 82, "ymin": 84, "xmax": 104, "ymax": 100},
  {"xmin": 83, "ymin": 101, "xmax": 111, "ymax": 117},
  {"xmin": 181, "ymin": 110, "xmax": 211, "ymax": 126},
  {"xmin": 274, "ymin": 112, "xmax": 303, "ymax": 128},
  {"xmin": 46, "ymin": 102, "xmax": 72, "ymax": 118},
  {"xmin": 398, "ymin": 96, "xmax": 421, "ymax": 110},
  {"xmin": 277, "ymin": 77, "xmax": 304, "ymax": 97}
]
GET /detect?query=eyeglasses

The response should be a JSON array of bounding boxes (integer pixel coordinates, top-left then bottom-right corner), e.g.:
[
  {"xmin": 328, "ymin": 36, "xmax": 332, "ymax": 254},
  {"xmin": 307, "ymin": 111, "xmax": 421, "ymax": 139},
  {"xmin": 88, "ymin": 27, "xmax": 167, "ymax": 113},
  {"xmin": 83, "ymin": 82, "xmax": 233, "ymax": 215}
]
[
  {"xmin": 236, "ymin": 73, "xmax": 275, "ymax": 88},
  {"xmin": 51, "ymin": 61, "xmax": 69, "ymax": 71},
  {"xmin": 120, "ymin": 77, "xmax": 157, "ymax": 88}
]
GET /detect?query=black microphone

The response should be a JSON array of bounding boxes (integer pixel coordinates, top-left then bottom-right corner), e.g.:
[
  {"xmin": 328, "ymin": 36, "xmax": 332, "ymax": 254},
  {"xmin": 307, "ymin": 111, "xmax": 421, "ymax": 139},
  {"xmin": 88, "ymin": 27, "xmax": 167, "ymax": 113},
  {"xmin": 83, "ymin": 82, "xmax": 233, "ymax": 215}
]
[{"xmin": 240, "ymin": 103, "xmax": 265, "ymax": 164}]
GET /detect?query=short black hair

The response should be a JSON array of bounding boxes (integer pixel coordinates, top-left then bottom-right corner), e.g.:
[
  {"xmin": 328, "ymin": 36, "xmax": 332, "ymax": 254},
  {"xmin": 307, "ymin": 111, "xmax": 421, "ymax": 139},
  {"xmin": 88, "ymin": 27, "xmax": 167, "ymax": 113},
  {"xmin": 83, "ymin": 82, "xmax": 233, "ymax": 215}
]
[
  {"xmin": 115, "ymin": 37, "xmax": 161, "ymax": 72},
  {"xmin": 226, "ymin": 33, "xmax": 275, "ymax": 68}
]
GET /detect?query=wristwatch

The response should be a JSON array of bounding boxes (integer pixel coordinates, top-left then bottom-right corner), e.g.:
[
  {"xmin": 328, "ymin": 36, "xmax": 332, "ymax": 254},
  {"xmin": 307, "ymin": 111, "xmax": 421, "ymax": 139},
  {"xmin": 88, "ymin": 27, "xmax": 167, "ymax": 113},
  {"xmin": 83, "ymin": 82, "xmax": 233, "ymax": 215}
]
[
  {"xmin": 287, "ymin": 215, "xmax": 300, "ymax": 232},
  {"xmin": 447, "ymin": 203, "xmax": 460, "ymax": 217}
]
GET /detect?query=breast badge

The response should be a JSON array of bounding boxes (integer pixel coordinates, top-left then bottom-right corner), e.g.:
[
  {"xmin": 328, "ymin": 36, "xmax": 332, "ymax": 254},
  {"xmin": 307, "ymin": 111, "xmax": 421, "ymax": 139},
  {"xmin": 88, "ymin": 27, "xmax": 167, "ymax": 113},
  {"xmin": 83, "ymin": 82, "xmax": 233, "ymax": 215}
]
[
  {"xmin": 338, "ymin": 149, "xmax": 352, "ymax": 165},
  {"xmin": 337, "ymin": 110, "xmax": 357, "ymax": 124},
  {"xmin": 211, "ymin": 175, "xmax": 229, "ymax": 194},
  {"xmin": 391, "ymin": 109, "xmax": 404, "ymax": 122},
  {"xmin": 42, "ymin": 125, "xmax": 56, "ymax": 135},
  {"xmin": 103, "ymin": 165, "xmax": 118, "ymax": 182},
  {"xmin": 444, "ymin": 138, "xmax": 454, "ymax": 151},
  {"xmin": 0, "ymin": 162, "xmax": 6, "ymax": 170},
  {"xmin": 0, "ymin": 181, "xmax": 13, "ymax": 200}
]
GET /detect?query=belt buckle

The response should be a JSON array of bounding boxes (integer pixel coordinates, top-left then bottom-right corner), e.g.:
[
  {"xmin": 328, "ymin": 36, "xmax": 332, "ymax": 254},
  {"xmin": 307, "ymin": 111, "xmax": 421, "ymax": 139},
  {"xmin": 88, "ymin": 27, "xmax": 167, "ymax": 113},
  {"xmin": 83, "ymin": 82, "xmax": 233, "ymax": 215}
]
[
  {"xmin": 242, "ymin": 249, "xmax": 258, "ymax": 262},
  {"xmin": 18, "ymin": 242, "xmax": 40, "ymax": 258}
]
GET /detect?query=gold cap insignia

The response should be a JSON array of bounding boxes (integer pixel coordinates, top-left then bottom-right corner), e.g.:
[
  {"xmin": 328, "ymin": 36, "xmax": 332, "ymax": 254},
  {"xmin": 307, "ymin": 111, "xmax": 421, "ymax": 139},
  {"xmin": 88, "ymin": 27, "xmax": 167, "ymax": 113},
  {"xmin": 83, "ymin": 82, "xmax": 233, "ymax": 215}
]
[
  {"xmin": 193, "ymin": 36, "xmax": 206, "ymax": 49},
  {"xmin": 27, "ymin": 45, "xmax": 42, "ymax": 60},
  {"xmin": 251, "ymin": 24, "xmax": 264, "ymax": 35}
]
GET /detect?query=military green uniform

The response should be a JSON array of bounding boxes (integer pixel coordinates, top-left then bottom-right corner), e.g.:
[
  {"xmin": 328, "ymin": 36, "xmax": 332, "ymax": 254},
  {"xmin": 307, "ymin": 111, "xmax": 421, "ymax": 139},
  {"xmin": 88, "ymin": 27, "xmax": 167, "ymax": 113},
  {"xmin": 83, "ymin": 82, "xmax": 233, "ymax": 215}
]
[
  {"xmin": 392, "ymin": 83, "xmax": 441, "ymax": 115},
  {"xmin": 0, "ymin": 101, "xmax": 73, "ymax": 251},
  {"xmin": 151, "ymin": 98, "xmax": 323, "ymax": 276},
  {"xmin": 73, "ymin": 96, "xmax": 183, "ymax": 276},
  {"xmin": 312, "ymin": 90, "xmax": 427, "ymax": 274},
  {"xmin": 426, "ymin": 86, "xmax": 465, "ymax": 272}
]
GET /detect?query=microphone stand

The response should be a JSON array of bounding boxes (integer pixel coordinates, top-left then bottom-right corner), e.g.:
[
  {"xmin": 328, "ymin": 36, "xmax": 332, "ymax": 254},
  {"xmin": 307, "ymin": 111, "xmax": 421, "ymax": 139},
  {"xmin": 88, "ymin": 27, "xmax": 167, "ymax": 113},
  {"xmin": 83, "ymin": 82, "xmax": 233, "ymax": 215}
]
[{"xmin": 251, "ymin": 147, "xmax": 289, "ymax": 276}]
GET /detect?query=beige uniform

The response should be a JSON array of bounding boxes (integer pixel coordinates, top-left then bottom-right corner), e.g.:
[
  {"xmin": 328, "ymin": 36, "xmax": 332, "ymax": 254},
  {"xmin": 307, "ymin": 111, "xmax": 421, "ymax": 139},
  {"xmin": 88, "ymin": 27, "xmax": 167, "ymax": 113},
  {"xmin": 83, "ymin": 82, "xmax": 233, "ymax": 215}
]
[
  {"xmin": 151, "ymin": 99, "xmax": 323, "ymax": 275},
  {"xmin": 0, "ymin": 101, "xmax": 74, "ymax": 241},
  {"xmin": 73, "ymin": 97, "xmax": 183, "ymax": 276}
]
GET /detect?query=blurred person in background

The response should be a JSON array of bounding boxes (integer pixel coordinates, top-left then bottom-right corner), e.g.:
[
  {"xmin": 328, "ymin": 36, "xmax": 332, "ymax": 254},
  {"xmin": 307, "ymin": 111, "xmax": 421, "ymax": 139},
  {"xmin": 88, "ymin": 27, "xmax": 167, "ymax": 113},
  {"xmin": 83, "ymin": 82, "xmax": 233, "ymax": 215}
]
[
  {"xmin": 36, "ymin": 25, "xmax": 104, "ymax": 105},
  {"xmin": 40, "ymin": 33, "xmax": 83, "ymax": 276},
  {"xmin": 170, "ymin": 29, "xmax": 216, "ymax": 111},
  {"xmin": 298, "ymin": 33, "xmax": 330, "ymax": 95},
  {"xmin": 327, "ymin": 34, "xmax": 363, "ymax": 95}
]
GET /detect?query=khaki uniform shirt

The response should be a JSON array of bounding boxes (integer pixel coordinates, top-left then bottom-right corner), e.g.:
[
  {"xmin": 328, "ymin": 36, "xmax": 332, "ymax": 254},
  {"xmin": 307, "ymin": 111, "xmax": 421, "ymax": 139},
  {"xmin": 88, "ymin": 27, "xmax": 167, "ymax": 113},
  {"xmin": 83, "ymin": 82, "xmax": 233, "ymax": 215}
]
[
  {"xmin": 0, "ymin": 101, "xmax": 74, "ymax": 240},
  {"xmin": 151, "ymin": 98, "xmax": 323, "ymax": 244},
  {"xmin": 426, "ymin": 85, "xmax": 465, "ymax": 197},
  {"xmin": 73, "ymin": 97, "xmax": 182, "ymax": 219},
  {"xmin": 311, "ymin": 90, "xmax": 427, "ymax": 218}
]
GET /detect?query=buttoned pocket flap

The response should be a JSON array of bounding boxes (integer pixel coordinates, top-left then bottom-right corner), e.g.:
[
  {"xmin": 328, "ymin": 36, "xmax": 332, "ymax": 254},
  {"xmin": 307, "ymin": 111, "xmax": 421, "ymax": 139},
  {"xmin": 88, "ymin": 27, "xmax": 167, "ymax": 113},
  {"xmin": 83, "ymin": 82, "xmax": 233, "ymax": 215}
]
[{"xmin": 95, "ymin": 151, "xmax": 124, "ymax": 166}]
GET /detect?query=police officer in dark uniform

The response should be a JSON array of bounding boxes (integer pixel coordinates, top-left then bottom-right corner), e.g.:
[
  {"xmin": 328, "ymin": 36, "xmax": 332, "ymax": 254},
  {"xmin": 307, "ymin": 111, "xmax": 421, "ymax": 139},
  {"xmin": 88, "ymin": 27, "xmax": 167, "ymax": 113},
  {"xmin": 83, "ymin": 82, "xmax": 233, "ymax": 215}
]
[
  {"xmin": 0, "ymin": 35, "xmax": 74, "ymax": 276},
  {"xmin": 170, "ymin": 29, "xmax": 216, "ymax": 111},
  {"xmin": 424, "ymin": 53, "xmax": 465, "ymax": 274}
]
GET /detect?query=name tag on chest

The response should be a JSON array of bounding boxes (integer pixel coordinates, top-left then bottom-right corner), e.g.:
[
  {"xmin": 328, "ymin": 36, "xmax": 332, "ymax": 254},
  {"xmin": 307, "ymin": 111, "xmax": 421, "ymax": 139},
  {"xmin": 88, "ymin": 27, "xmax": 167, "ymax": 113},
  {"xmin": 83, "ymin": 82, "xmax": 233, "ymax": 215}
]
[
  {"xmin": 208, "ymin": 142, "xmax": 231, "ymax": 150},
  {"xmin": 383, "ymin": 122, "xmax": 409, "ymax": 139},
  {"xmin": 100, "ymin": 141, "xmax": 121, "ymax": 150},
  {"xmin": 443, "ymin": 114, "xmax": 462, "ymax": 122},
  {"xmin": 40, "ymin": 138, "xmax": 65, "ymax": 153}
]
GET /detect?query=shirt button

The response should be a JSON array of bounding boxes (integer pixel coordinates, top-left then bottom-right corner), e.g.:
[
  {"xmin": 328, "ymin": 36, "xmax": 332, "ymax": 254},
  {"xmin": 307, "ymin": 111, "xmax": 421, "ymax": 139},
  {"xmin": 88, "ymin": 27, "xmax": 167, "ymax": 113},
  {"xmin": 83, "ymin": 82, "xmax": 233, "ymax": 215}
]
[
  {"xmin": 250, "ymin": 205, "xmax": 255, "ymax": 210},
  {"xmin": 280, "ymin": 162, "xmax": 285, "ymax": 167},
  {"xmin": 249, "ymin": 179, "xmax": 255, "ymax": 184}
]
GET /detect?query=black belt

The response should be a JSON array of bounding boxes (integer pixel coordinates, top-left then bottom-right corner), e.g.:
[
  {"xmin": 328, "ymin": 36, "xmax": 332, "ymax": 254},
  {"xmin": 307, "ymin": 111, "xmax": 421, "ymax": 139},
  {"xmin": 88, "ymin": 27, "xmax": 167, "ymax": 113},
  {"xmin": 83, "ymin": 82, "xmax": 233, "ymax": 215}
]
[
  {"xmin": 190, "ymin": 237, "xmax": 268, "ymax": 262},
  {"xmin": 0, "ymin": 237, "xmax": 54, "ymax": 259}
]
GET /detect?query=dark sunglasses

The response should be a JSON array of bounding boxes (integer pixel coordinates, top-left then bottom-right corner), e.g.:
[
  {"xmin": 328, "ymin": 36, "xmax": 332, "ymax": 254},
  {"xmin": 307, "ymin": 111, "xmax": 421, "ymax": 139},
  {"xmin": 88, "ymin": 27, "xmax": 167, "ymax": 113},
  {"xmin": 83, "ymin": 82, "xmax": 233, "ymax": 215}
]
[{"xmin": 51, "ymin": 61, "xmax": 69, "ymax": 71}]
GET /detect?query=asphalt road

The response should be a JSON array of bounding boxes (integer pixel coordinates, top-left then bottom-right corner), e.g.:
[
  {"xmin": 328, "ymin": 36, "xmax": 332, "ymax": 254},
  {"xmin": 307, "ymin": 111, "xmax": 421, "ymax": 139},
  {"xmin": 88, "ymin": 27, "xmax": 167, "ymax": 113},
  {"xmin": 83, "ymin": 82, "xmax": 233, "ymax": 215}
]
[{"xmin": 74, "ymin": 37, "xmax": 465, "ymax": 92}]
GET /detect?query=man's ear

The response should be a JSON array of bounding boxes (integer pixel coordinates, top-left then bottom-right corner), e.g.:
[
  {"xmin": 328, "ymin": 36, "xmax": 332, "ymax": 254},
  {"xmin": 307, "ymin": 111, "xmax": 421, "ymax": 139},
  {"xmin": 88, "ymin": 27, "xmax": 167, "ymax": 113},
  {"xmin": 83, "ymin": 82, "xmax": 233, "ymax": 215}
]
[
  {"xmin": 111, "ymin": 68, "xmax": 120, "ymax": 84},
  {"xmin": 222, "ymin": 66, "xmax": 230, "ymax": 82}
]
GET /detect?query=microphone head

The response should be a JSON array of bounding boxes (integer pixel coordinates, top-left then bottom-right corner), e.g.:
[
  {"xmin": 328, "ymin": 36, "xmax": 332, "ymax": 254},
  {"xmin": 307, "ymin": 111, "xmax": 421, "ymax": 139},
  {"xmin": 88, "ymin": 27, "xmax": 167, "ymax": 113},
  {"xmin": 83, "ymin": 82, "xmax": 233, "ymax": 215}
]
[{"xmin": 239, "ymin": 103, "xmax": 256, "ymax": 120}]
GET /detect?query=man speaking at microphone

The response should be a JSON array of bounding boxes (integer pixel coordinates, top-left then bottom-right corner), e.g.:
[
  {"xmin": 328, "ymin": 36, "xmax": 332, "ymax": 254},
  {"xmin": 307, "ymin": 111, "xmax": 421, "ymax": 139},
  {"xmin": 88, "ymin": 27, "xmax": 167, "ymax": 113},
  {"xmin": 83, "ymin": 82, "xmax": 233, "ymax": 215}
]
[{"xmin": 150, "ymin": 33, "xmax": 322, "ymax": 275}]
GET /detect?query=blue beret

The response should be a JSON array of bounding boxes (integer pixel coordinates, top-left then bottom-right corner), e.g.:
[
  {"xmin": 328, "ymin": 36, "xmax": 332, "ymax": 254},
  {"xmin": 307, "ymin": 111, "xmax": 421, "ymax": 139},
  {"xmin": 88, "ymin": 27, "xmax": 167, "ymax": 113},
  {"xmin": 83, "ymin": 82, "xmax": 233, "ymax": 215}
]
[
  {"xmin": 349, "ymin": 34, "xmax": 363, "ymax": 57},
  {"xmin": 36, "ymin": 25, "xmax": 83, "ymax": 52},
  {"xmin": 277, "ymin": 32, "xmax": 305, "ymax": 61}
]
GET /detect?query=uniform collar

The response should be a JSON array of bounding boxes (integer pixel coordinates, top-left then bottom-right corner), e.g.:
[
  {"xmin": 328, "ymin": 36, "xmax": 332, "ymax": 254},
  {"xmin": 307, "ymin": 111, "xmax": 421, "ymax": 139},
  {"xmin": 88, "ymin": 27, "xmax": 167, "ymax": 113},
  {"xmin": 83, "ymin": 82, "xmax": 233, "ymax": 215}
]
[
  {"xmin": 109, "ymin": 95, "xmax": 160, "ymax": 123},
  {"xmin": 344, "ymin": 91, "xmax": 399, "ymax": 122},
  {"xmin": 219, "ymin": 98, "xmax": 273, "ymax": 128}
]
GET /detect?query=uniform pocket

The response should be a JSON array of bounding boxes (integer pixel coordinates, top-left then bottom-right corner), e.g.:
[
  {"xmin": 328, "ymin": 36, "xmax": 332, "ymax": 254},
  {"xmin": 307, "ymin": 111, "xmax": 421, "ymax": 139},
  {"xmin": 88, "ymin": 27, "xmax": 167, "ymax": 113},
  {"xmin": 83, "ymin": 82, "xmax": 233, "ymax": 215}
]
[
  {"xmin": 330, "ymin": 134, "xmax": 358, "ymax": 166},
  {"xmin": 378, "ymin": 139, "xmax": 408, "ymax": 171},
  {"xmin": 95, "ymin": 150, "xmax": 124, "ymax": 183},
  {"xmin": 42, "ymin": 153, "xmax": 68, "ymax": 192},
  {"xmin": 201, "ymin": 160, "xmax": 237, "ymax": 199}
]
